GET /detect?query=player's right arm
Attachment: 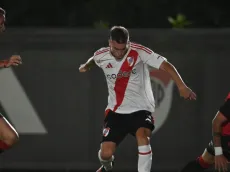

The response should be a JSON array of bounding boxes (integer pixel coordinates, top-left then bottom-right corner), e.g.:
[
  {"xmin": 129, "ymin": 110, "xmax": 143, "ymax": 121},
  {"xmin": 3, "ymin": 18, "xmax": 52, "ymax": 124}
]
[
  {"xmin": 212, "ymin": 97, "xmax": 230, "ymax": 171},
  {"xmin": 79, "ymin": 57, "xmax": 96, "ymax": 72},
  {"xmin": 0, "ymin": 55, "xmax": 22, "ymax": 68},
  {"xmin": 79, "ymin": 47, "xmax": 109, "ymax": 73}
]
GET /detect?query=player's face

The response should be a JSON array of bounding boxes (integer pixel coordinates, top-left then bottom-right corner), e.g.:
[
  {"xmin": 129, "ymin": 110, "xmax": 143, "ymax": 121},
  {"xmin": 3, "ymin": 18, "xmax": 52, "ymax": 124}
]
[{"xmin": 109, "ymin": 40, "xmax": 129, "ymax": 59}]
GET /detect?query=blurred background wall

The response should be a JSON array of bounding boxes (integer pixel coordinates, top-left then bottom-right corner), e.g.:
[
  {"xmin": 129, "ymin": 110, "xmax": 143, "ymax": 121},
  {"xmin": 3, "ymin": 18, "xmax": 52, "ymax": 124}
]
[{"xmin": 0, "ymin": 0, "xmax": 229, "ymax": 171}]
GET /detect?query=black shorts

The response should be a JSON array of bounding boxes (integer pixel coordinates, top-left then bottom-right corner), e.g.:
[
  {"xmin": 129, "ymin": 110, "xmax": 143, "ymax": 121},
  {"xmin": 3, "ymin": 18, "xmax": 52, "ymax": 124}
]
[
  {"xmin": 101, "ymin": 110, "xmax": 155, "ymax": 145},
  {"xmin": 0, "ymin": 112, "xmax": 3, "ymax": 118},
  {"xmin": 206, "ymin": 136, "xmax": 230, "ymax": 160}
]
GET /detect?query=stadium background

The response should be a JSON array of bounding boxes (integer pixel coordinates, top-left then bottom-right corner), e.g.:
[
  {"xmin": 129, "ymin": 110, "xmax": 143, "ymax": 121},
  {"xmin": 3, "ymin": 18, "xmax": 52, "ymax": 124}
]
[{"xmin": 0, "ymin": 0, "xmax": 229, "ymax": 171}]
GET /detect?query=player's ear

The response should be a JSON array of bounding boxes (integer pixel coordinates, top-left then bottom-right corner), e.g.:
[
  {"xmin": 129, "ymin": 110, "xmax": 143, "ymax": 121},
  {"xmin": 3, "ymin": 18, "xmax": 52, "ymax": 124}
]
[
  {"xmin": 124, "ymin": 41, "xmax": 129, "ymax": 49},
  {"xmin": 108, "ymin": 39, "xmax": 112, "ymax": 47}
]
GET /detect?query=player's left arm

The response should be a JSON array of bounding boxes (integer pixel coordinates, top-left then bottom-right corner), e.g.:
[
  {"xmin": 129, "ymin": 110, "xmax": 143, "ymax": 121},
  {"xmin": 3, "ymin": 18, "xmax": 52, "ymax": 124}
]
[
  {"xmin": 213, "ymin": 112, "xmax": 229, "ymax": 172},
  {"xmin": 213, "ymin": 99, "xmax": 230, "ymax": 147},
  {"xmin": 139, "ymin": 48, "xmax": 196, "ymax": 100},
  {"xmin": 0, "ymin": 55, "xmax": 22, "ymax": 68},
  {"xmin": 212, "ymin": 111, "xmax": 227, "ymax": 148},
  {"xmin": 159, "ymin": 61, "xmax": 186, "ymax": 90},
  {"xmin": 212, "ymin": 99, "xmax": 230, "ymax": 172},
  {"xmin": 159, "ymin": 61, "xmax": 196, "ymax": 100}
]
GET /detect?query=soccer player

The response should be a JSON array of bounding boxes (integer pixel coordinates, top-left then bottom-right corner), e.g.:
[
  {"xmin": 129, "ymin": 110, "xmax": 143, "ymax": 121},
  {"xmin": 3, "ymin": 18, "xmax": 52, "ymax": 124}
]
[
  {"xmin": 0, "ymin": 7, "xmax": 22, "ymax": 154},
  {"xmin": 180, "ymin": 93, "xmax": 230, "ymax": 172},
  {"xmin": 79, "ymin": 26, "xmax": 196, "ymax": 172}
]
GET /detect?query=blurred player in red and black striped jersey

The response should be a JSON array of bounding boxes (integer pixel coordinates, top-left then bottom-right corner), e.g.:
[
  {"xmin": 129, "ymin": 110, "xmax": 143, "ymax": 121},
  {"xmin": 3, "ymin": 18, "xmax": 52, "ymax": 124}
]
[
  {"xmin": 0, "ymin": 7, "xmax": 21, "ymax": 68},
  {"xmin": 180, "ymin": 93, "xmax": 230, "ymax": 172},
  {"xmin": 0, "ymin": 7, "xmax": 22, "ymax": 154}
]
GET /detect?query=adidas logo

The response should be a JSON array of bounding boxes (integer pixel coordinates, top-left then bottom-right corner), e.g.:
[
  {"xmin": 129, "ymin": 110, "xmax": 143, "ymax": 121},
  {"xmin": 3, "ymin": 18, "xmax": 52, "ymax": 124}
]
[{"xmin": 106, "ymin": 63, "xmax": 113, "ymax": 68}]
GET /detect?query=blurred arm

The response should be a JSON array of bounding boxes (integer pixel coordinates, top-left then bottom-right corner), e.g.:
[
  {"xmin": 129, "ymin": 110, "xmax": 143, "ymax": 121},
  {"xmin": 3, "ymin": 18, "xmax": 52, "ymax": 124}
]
[
  {"xmin": 159, "ymin": 61, "xmax": 187, "ymax": 89},
  {"xmin": 85, "ymin": 57, "xmax": 96, "ymax": 70},
  {"xmin": 79, "ymin": 57, "xmax": 96, "ymax": 72},
  {"xmin": 213, "ymin": 99, "xmax": 230, "ymax": 148},
  {"xmin": 212, "ymin": 112, "xmax": 228, "ymax": 147},
  {"xmin": 0, "ymin": 60, "xmax": 8, "ymax": 68}
]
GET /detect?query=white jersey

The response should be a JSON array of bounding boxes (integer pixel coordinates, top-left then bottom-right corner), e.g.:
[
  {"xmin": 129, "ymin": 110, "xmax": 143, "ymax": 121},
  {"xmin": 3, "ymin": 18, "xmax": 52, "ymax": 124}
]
[{"xmin": 93, "ymin": 42, "xmax": 167, "ymax": 114}]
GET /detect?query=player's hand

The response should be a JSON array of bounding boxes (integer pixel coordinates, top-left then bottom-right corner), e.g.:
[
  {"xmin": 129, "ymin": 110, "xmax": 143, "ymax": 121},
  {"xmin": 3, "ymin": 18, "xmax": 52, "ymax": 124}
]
[
  {"xmin": 79, "ymin": 64, "xmax": 88, "ymax": 72},
  {"xmin": 178, "ymin": 85, "xmax": 196, "ymax": 100},
  {"xmin": 5, "ymin": 55, "xmax": 22, "ymax": 67},
  {"xmin": 215, "ymin": 155, "xmax": 228, "ymax": 172}
]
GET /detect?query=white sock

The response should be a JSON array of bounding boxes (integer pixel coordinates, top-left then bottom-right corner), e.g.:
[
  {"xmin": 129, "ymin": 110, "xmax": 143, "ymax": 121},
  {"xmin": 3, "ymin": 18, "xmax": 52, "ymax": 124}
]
[
  {"xmin": 138, "ymin": 145, "xmax": 152, "ymax": 172},
  {"xmin": 98, "ymin": 150, "xmax": 114, "ymax": 171}
]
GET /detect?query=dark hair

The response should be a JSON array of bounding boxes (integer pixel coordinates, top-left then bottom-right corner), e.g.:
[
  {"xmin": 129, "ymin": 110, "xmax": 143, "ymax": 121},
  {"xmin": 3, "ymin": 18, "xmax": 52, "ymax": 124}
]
[
  {"xmin": 0, "ymin": 7, "xmax": 5, "ymax": 15},
  {"xmin": 109, "ymin": 26, "xmax": 129, "ymax": 44}
]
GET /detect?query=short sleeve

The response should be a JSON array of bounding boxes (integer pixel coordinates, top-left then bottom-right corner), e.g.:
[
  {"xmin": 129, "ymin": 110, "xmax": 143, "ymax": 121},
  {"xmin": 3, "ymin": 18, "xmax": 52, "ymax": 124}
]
[
  {"xmin": 93, "ymin": 55, "xmax": 101, "ymax": 67},
  {"xmin": 138, "ymin": 48, "xmax": 167, "ymax": 69},
  {"xmin": 92, "ymin": 47, "xmax": 110, "ymax": 67}
]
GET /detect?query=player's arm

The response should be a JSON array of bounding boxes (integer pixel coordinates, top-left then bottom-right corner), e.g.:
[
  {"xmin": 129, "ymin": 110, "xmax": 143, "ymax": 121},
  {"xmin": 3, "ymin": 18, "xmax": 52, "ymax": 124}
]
[
  {"xmin": 0, "ymin": 55, "xmax": 22, "ymax": 68},
  {"xmin": 159, "ymin": 61, "xmax": 186, "ymax": 90},
  {"xmin": 139, "ymin": 48, "xmax": 196, "ymax": 100},
  {"xmin": 212, "ymin": 99, "xmax": 230, "ymax": 153},
  {"xmin": 159, "ymin": 61, "xmax": 196, "ymax": 100},
  {"xmin": 212, "ymin": 111, "xmax": 227, "ymax": 148},
  {"xmin": 79, "ymin": 48, "xmax": 107, "ymax": 72},
  {"xmin": 79, "ymin": 57, "xmax": 96, "ymax": 72},
  {"xmin": 138, "ymin": 47, "xmax": 184, "ymax": 89},
  {"xmin": 0, "ymin": 60, "xmax": 7, "ymax": 68}
]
